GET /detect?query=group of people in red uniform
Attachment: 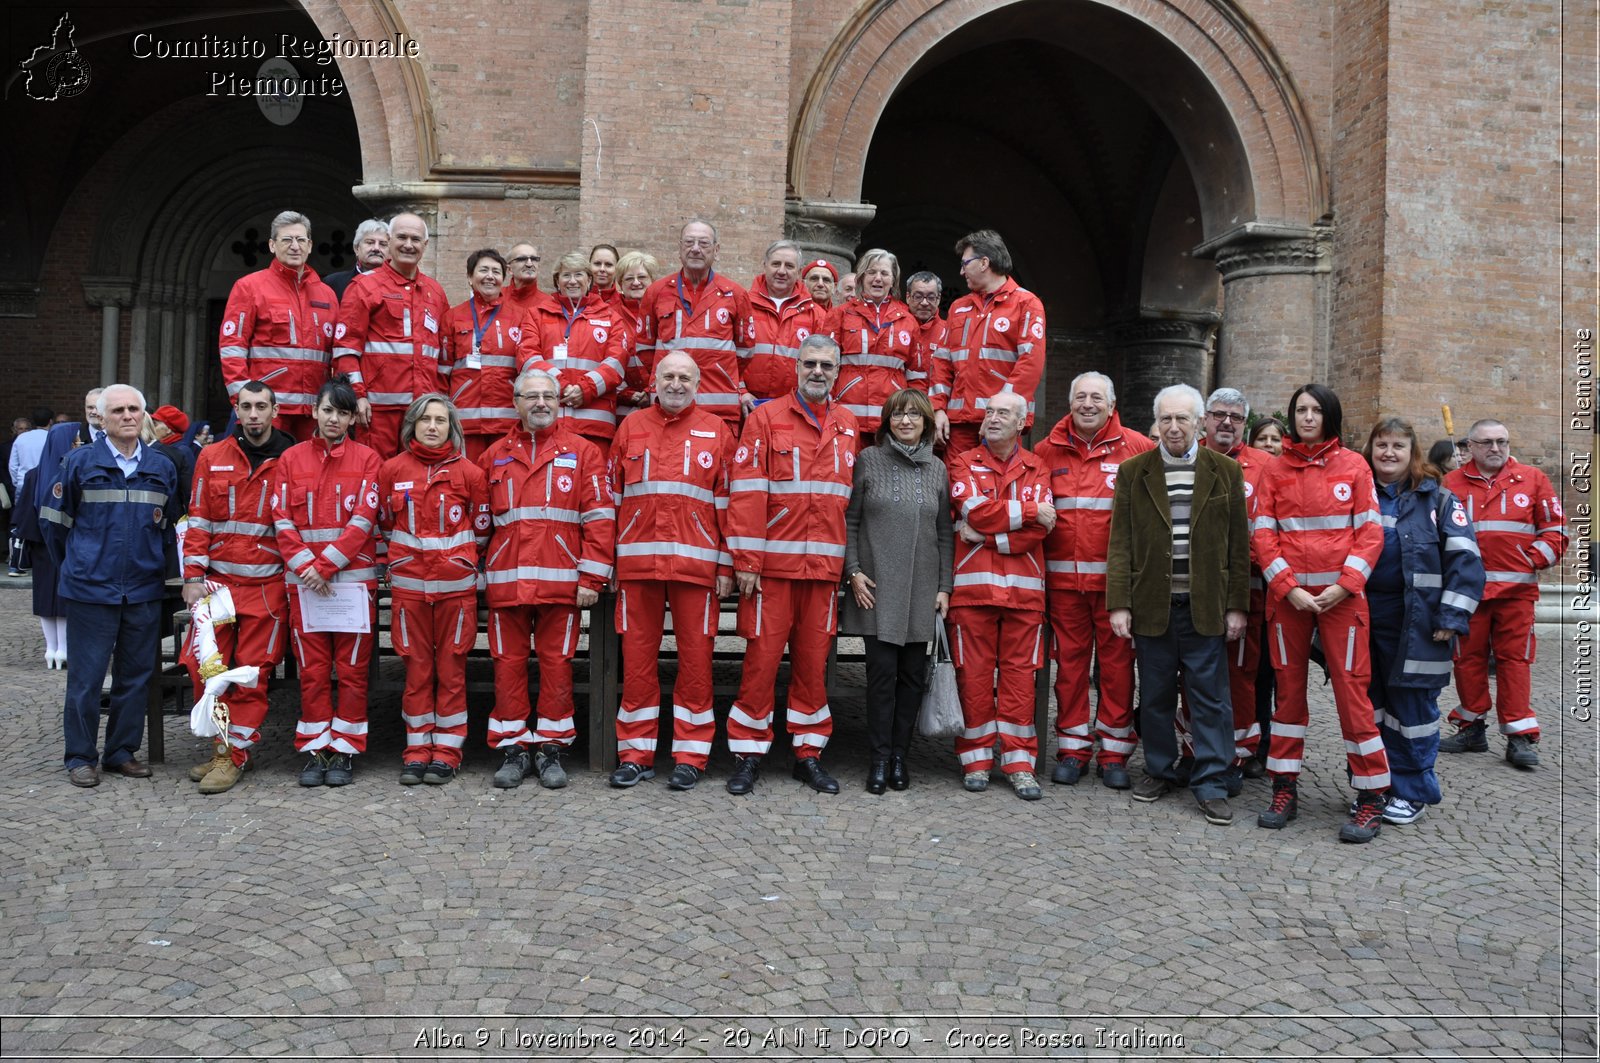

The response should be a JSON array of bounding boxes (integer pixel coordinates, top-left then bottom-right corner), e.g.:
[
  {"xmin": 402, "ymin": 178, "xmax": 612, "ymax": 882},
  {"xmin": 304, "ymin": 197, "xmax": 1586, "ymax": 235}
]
[{"xmin": 182, "ymin": 209, "xmax": 1567, "ymax": 843}]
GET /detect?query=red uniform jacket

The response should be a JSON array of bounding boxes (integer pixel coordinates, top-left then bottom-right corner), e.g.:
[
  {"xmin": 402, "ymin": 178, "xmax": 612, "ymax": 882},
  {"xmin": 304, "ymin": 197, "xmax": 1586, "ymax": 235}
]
[
  {"xmin": 908, "ymin": 313, "xmax": 944, "ymax": 392},
  {"xmin": 271, "ymin": 436, "xmax": 382, "ymax": 588},
  {"xmin": 184, "ymin": 432, "xmax": 292, "ymax": 585},
  {"xmin": 479, "ymin": 423, "xmax": 615, "ymax": 606},
  {"xmin": 1225, "ymin": 441, "xmax": 1276, "ymax": 608},
  {"xmin": 931, "ymin": 276, "xmax": 1046, "ymax": 427},
  {"xmin": 948, "ymin": 442, "xmax": 1053, "ymax": 611},
  {"xmin": 726, "ymin": 393, "xmax": 858, "ymax": 582},
  {"xmin": 617, "ymin": 294, "xmax": 653, "ymax": 407},
  {"xmin": 639, "ymin": 271, "xmax": 751, "ymax": 427},
  {"xmin": 743, "ymin": 276, "xmax": 829, "ymax": 402},
  {"xmin": 828, "ymin": 296, "xmax": 920, "ymax": 433},
  {"xmin": 1032, "ymin": 412, "xmax": 1155, "ymax": 592},
  {"xmin": 1443, "ymin": 457, "xmax": 1568, "ymax": 601},
  {"xmin": 517, "ymin": 290, "xmax": 628, "ymax": 443},
  {"xmin": 609, "ymin": 404, "xmax": 735, "ymax": 588},
  {"xmin": 1252, "ymin": 438, "xmax": 1384, "ymax": 606},
  {"xmin": 442, "ymin": 295, "xmax": 526, "ymax": 439},
  {"xmin": 218, "ymin": 259, "xmax": 338, "ymax": 415},
  {"xmin": 333, "ymin": 263, "xmax": 451, "ymax": 411},
  {"xmin": 379, "ymin": 448, "xmax": 491, "ymax": 600}
]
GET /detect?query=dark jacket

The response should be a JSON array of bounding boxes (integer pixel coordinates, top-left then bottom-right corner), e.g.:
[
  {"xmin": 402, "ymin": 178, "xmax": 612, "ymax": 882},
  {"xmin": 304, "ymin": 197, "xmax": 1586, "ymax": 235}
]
[
  {"xmin": 40, "ymin": 436, "xmax": 178, "ymax": 605},
  {"xmin": 1105, "ymin": 444, "xmax": 1250, "ymax": 638},
  {"xmin": 1368, "ymin": 477, "xmax": 1484, "ymax": 689}
]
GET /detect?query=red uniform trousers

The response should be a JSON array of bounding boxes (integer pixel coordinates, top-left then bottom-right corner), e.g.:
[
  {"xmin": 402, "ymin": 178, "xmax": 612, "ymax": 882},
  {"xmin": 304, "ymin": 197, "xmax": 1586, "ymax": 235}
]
[
  {"xmin": 1048, "ymin": 589, "xmax": 1138, "ymax": 766},
  {"xmin": 944, "ymin": 424, "xmax": 982, "ymax": 466},
  {"xmin": 392, "ymin": 594, "xmax": 476, "ymax": 768},
  {"xmin": 182, "ymin": 582, "xmax": 289, "ymax": 767},
  {"xmin": 1265, "ymin": 594, "xmax": 1391, "ymax": 790},
  {"xmin": 617, "ymin": 580, "xmax": 719, "ymax": 769},
  {"xmin": 1177, "ymin": 603, "xmax": 1265, "ymax": 764},
  {"xmin": 1450, "ymin": 596, "xmax": 1539, "ymax": 738},
  {"xmin": 486, "ymin": 603, "xmax": 580, "ymax": 749},
  {"xmin": 362, "ymin": 407, "xmax": 405, "ymax": 460},
  {"xmin": 272, "ymin": 414, "xmax": 318, "ymax": 443},
  {"xmin": 949, "ymin": 604, "xmax": 1045, "ymax": 775},
  {"xmin": 727, "ymin": 578, "xmax": 837, "ymax": 757},
  {"xmin": 287, "ymin": 588, "xmax": 376, "ymax": 755}
]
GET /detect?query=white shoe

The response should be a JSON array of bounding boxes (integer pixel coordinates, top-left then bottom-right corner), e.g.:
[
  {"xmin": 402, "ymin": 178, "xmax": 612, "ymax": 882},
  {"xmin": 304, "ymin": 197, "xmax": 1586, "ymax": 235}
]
[
  {"xmin": 1381, "ymin": 796, "xmax": 1426, "ymax": 825},
  {"xmin": 43, "ymin": 651, "xmax": 57, "ymax": 670}
]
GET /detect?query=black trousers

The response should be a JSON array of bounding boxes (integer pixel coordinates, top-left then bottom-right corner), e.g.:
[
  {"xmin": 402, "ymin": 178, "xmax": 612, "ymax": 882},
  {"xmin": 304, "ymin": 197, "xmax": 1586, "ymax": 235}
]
[{"xmin": 863, "ymin": 635, "xmax": 930, "ymax": 759}]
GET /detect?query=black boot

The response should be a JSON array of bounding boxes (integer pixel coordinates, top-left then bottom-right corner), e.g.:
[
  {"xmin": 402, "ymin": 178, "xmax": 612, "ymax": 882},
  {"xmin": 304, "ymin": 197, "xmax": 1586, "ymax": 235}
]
[
  {"xmin": 866, "ymin": 759, "xmax": 888, "ymax": 795},
  {"xmin": 888, "ymin": 754, "xmax": 910, "ymax": 791}
]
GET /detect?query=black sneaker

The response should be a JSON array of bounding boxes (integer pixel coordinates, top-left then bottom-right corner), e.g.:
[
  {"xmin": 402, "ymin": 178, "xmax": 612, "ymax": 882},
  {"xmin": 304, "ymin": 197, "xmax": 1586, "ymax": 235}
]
[
  {"xmin": 1099, "ymin": 761, "xmax": 1131, "ymax": 790},
  {"xmin": 1051, "ymin": 758, "xmax": 1083, "ymax": 785},
  {"xmin": 1439, "ymin": 720, "xmax": 1489, "ymax": 753},
  {"xmin": 667, "ymin": 763, "xmax": 701, "ymax": 790},
  {"xmin": 493, "ymin": 748, "xmax": 531, "ymax": 789},
  {"xmin": 298, "ymin": 751, "xmax": 328, "ymax": 787},
  {"xmin": 1505, "ymin": 735, "xmax": 1540, "ymax": 769},
  {"xmin": 1339, "ymin": 791, "xmax": 1386, "ymax": 843},
  {"xmin": 534, "ymin": 745, "xmax": 568, "ymax": 789},
  {"xmin": 422, "ymin": 762, "xmax": 456, "ymax": 785},
  {"xmin": 726, "ymin": 756, "xmax": 761, "ymax": 795},
  {"xmin": 1257, "ymin": 779, "xmax": 1298, "ymax": 829},
  {"xmin": 399, "ymin": 761, "xmax": 427, "ymax": 786},
  {"xmin": 609, "ymin": 762, "xmax": 654, "ymax": 788},
  {"xmin": 324, "ymin": 754, "xmax": 353, "ymax": 787},
  {"xmin": 1223, "ymin": 765, "xmax": 1245, "ymax": 797}
]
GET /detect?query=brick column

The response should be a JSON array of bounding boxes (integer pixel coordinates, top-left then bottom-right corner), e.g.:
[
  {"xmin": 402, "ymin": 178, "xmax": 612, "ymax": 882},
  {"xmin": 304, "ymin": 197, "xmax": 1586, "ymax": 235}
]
[
  {"xmin": 1197, "ymin": 223, "xmax": 1331, "ymax": 417},
  {"xmin": 1109, "ymin": 315, "xmax": 1220, "ymax": 427}
]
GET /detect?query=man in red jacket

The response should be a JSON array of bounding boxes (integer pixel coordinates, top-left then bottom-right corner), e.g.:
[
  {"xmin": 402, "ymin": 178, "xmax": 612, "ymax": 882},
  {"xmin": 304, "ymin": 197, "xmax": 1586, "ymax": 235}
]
[
  {"xmin": 638, "ymin": 219, "xmax": 751, "ymax": 429},
  {"xmin": 502, "ymin": 243, "xmax": 550, "ymax": 320},
  {"xmin": 181, "ymin": 380, "xmax": 296, "ymax": 793},
  {"xmin": 931, "ymin": 230, "xmax": 1045, "ymax": 459},
  {"xmin": 743, "ymin": 240, "xmax": 828, "ymax": 405},
  {"xmin": 1441, "ymin": 419, "xmax": 1569, "ymax": 768},
  {"xmin": 904, "ymin": 270, "xmax": 944, "ymax": 393},
  {"xmin": 1032, "ymin": 372, "xmax": 1154, "ymax": 789},
  {"xmin": 724, "ymin": 334, "xmax": 858, "ymax": 795},
  {"xmin": 947, "ymin": 390, "xmax": 1055, "ymax": 799},
  {"xmin": 607, "ymin": 353, "xmax": 736, "ymax": 791},
  {"xmin": 480, "ymin": 367, "xmax": 615, "ymax": 790},
  {"xmin": 217, "ymin": 210, "xmax": 338, "ymax": 440},
  {"xmin": 333, "ymin": 212, "xmax": 451, "ymax": 459}
]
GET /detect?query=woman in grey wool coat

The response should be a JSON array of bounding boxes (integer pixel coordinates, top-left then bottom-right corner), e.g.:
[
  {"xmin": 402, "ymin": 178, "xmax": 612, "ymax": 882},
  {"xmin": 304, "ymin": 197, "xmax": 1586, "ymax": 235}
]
[{"xmin": 842, "ymin": 388, "xmax": 954, "ymax": 793}]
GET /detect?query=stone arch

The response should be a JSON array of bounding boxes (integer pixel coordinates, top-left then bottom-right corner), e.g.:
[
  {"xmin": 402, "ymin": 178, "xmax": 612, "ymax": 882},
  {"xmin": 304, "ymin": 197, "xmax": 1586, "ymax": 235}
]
[{"xmin": 790, "ymin": 0, "xmax": 1326, "ymax": 238}]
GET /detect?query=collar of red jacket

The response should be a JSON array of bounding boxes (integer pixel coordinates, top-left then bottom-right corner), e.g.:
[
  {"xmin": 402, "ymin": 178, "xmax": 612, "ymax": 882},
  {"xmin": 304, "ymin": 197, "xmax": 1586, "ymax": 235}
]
[
  {"xmin": 269, "ymin": 257, "xmax": 319, "ymax": 287},
  {"xmin": 749, "ymin": 273, "xmax": 812, "ymax": 308},
  {"xmin": 1459, "ymin": 456, "xmax": 1523, "ymax": 485},
  {"xmin": 381, "ymin": 260, "xmax": 425, "ymax": 285},
  {"xmin": 1282, "ymin": 436, "xmax": 1343, "ymax": 465},
  {"xmin": 1050, "ymin": 410, "xmax": 1130, "ymax": 454}
]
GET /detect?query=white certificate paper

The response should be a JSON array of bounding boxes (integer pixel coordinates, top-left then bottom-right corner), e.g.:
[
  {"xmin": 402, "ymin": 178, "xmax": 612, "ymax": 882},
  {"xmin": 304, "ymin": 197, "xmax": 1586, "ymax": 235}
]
[{"xmin": 297, "ymin": 583, "xmax": 372, "ymax": 633}]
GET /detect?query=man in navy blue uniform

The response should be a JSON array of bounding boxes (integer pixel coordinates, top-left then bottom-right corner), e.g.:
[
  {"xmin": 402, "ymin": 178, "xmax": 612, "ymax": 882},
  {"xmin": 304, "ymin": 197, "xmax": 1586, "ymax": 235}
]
[{"xmin": 42, "ymin": 384, "xmax": 178, "ymax": 787}]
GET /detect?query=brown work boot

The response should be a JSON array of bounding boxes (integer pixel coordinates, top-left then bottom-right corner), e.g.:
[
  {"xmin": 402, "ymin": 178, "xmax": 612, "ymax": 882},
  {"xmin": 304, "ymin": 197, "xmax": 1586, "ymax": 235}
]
[
  {"xmin": 188, "ymin": 743, "xmax": 229, "ymax": 782},
  {"xmin": 198, "ymin": 757, "xmax": 246, "ymax": 794}
]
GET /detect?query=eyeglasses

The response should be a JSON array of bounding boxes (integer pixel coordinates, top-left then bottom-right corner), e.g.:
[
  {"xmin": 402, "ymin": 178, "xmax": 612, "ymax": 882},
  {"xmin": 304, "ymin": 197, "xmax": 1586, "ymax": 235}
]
[
  {"xmin": 889, "ymin": 410, "xmax": 925, "ymax": 421},
  {"xmin": 960, "ymin": 256, "xmax": 985, "ymax": 269},
  {"xmin": 276, "ymin": 236, "xmax": 312, "ymax": 246},
  {"xmin": 1207, "ymin": 411, "xmax": 1246, "ymax": 423},
  {"xmin": 681, "ymin": 238, "xmax": 715, "ymax": 249},
  {"xmin": 516, "ymin": 392, "xmax": 556, "ymax": 402},
  {"xmin": 511, "ymin": 255, "xmax": 540, "ymax": 264},
  {"xmin": 800, "ymin": 359, "xmax": 838, "ymax": 371},
  {"xmin": 907, "ymin": 292, "xmax": 940, "ymax": 302},
  {"xmin": 1469, "ymin": 438, "xmax": 1510, "ymax": 449}
]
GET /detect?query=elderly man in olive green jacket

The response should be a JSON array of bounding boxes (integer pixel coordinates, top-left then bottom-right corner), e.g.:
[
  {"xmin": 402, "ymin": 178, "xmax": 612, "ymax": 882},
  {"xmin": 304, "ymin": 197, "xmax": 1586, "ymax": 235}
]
[{"xmin": 1106, "ymin": 383, "xmax": 1251, "ymax": 825}]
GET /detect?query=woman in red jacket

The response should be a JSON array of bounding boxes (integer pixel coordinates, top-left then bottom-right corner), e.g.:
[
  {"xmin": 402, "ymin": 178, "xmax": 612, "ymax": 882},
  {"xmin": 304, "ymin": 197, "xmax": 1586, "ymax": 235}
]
[
  {"xmin": 830, "ymin": 248, "xmax": 920, "ymax": 442},
  {"xmin": 589, "ymin": 243, "xmax": 621, "ymax": 306},
  {"xmin": 272, "ymin": 376, "xmax": 381, "ymax": 788},
  {"xmin": 517, "ymin": 251, "xmax": 628, "ymax": 459},
  {"xmin": 615, "ymin": 250, "xmax": 660, "ymax": 412},
  {"xmin": 379, "ymin": 394, "xmax": 489, "ymax": 785},
  {"xmin": 1252, "ymin": 383, "xmax": 1391, "ymax": 843}
]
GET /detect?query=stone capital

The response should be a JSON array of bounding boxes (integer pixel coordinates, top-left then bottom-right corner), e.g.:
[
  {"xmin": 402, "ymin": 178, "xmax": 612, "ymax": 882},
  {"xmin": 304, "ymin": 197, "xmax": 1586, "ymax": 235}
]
[
  {"xmin": 1193, "ymin": 222, "xmax": 1332, "ymax": 280},
  {"xmin": 82, "ymin": 276, "xmax": 135, "ymax": 309},
  {"xmin": 784, "ymin": 199, "xmax": 877, "ymax": 265},
  {"xmin": 0, "ymin": 281, "xmax": 41, "ymax": 318},
  {"xmin": 1106, "ymin": 312, "xmax": 1219, "ymax": 350}
]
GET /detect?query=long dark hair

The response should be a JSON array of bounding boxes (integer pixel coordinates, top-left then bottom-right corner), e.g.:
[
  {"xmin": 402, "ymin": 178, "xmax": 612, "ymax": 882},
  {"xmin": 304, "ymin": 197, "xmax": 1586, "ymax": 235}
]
[
  {"xmin": 314, "ymin": 375, "xmax": 359, "ymax": 415},
  {"xmin": 1286, "ymin": 383, "xmax": 1342, "ymax": 444}
]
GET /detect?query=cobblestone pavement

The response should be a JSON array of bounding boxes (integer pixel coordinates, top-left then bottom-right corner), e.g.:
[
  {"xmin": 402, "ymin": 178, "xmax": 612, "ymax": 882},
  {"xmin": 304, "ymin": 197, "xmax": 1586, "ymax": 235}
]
[{"xmin": 0, "ymin": 579, "xmax": 1594, "ymax": 1061}]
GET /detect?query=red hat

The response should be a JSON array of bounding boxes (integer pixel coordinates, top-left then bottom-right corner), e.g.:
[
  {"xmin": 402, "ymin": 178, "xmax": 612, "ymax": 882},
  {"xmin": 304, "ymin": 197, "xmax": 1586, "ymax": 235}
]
[
  {"xmin": 151, "ymin": 405, "xmax": 190, "ymax": 434},
  {"xmin": 802, "ymin": 259, "xmax": 838, "ymax": 282}
]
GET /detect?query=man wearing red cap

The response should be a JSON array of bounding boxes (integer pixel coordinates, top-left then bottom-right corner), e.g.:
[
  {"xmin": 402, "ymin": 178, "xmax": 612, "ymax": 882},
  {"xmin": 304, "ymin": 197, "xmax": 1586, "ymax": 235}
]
[
  {"xmin": 802, "ymin": 260, "xmax": 838, "ymax": 309},
  {"xmin": 149, "ymin": 405, "xmax": 195, "ymax": 522}
]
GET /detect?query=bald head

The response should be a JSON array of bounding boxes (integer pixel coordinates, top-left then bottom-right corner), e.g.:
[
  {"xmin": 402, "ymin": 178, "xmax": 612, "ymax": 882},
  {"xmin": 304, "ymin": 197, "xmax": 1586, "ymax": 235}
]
[{"xmin": 655, "ymin": 352, "xmax": 701, "ymax": 415}]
